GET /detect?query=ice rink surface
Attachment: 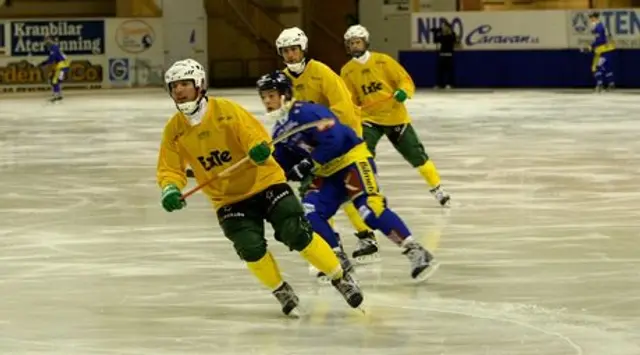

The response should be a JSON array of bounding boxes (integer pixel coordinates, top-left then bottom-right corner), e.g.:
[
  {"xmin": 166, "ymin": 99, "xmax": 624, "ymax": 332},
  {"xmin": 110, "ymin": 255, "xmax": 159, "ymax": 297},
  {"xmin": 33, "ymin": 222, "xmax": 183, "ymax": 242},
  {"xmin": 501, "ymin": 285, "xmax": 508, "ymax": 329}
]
[{"xmin": 1, "ymin": 89, "xmax": 639, "ymax": 355}]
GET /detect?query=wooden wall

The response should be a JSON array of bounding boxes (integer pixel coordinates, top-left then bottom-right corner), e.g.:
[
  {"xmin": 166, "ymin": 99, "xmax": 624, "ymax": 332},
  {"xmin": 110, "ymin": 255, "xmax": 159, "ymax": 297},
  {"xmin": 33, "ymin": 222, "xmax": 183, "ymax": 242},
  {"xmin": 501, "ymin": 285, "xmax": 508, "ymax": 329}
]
[{"xmin": 0, "ymin": 0, "xmax": 115, "ymax": 18}]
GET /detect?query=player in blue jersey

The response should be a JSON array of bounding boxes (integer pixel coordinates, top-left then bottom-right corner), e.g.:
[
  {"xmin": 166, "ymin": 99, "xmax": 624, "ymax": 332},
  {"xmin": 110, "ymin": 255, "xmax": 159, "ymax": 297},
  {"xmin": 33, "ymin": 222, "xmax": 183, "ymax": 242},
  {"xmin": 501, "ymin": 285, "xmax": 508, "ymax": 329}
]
[
  {"xmin": 586, "ymin": 12, "xmax": 615, "ymax": 91},
  {"xmin": 38, "ymin": 36, "xmax": 70, "ymax": 101},
  {"xmin": 257, "ymin": 70, "xmax": 438, "ymax": 281}
]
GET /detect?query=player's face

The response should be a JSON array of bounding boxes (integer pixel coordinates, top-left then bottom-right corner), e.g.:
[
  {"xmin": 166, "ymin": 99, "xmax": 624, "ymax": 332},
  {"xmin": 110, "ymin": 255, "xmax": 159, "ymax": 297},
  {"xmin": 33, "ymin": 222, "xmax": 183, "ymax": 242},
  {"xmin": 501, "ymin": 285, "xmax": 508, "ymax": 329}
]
[
  {"xmin": 260, "ymin": 89, "xmax": 282, "ymax": 112},
  {"xmin": 170, "ymin": 80, "xmax": 197, "ymax": 103},
  {"xmin": 347, "ymin": 38, "xmax": 366, "ymax": 54},
  {"xmin": 281, "ymin": 46, "xmax": 304, "ymax": 64}
]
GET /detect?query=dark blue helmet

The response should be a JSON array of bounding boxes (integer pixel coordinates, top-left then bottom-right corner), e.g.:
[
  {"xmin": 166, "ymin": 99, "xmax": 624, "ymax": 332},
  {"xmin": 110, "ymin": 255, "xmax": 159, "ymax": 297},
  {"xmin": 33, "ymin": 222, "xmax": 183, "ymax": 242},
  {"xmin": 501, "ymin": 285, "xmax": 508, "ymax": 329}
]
[{"xmin": 257, "ymin": 70, "xmax": 293, "ymax": 101}]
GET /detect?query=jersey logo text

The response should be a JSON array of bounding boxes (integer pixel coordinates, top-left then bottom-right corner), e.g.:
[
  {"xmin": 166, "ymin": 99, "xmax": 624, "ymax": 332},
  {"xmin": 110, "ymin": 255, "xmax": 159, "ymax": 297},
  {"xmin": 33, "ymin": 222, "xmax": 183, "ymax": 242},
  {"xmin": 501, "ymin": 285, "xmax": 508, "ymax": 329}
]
[
  {"xmin": 197, "ymin": 149, "xmax": 232, "ymax": 171},
  {"xmin": 361, "ymin": 81, "xmax": 383, "ymax": 96}
]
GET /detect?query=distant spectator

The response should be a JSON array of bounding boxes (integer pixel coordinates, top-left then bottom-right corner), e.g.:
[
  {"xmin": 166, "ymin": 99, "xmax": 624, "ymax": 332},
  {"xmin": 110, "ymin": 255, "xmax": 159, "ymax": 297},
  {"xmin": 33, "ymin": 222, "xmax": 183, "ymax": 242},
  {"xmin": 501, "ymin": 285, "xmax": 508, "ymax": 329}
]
[{"xmin": 431, "ymin": 21, "xmax": 460, "ymax": 89}]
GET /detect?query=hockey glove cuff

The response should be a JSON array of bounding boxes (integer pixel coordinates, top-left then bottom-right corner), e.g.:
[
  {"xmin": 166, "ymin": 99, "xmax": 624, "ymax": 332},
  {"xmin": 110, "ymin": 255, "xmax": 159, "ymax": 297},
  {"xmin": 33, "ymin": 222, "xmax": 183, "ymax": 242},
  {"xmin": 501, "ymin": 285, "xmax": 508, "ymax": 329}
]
[
  {"xmin": 161, "ymin": 184, "xmax": 186, "ymax": 212},
  {"xmin": 393, "ymin": 89, "xmax": 408, "ymax": 103},
  {"xmin": 286, "ymin": 159, "xmax": 314, "ymax": 182},
  {"xmin": 249, "ymin": 141, "xmax": 271, "ymax": 165}
]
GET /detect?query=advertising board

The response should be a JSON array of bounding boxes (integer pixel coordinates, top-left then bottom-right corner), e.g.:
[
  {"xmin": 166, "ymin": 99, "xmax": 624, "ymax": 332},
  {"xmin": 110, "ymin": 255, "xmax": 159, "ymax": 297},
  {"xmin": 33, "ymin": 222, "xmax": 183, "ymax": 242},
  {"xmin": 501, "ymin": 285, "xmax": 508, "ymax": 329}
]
[{"xmin": 411, "ymin": 11, "xmax": 569, "ymax": 50}]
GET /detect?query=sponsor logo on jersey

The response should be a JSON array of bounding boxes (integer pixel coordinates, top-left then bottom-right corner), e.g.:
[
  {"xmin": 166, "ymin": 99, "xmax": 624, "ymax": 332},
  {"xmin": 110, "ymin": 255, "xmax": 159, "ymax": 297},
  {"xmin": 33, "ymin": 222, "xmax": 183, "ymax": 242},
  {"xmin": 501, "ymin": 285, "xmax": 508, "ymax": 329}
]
[
  {"xmin": 197, "ymin": 149, "xmax": 233, "ymax": 171},
  {"xmin": 360, "ymin": 81, "xmax": 383, "ymax": 95}
]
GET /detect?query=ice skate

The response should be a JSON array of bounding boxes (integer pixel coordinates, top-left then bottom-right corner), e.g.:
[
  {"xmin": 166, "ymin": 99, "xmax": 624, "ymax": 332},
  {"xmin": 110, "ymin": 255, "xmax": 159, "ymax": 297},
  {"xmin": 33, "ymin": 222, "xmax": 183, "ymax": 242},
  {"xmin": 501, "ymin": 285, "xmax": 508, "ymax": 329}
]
[
  {"xmin": 595, "ymin": 84, "xmax": 604, "ymax": 93},
  {"xmin": 331, "ymin": 271, "xmax": 364, "ymax": 310},
  {"xmin": 606, "ymin": 82, "xmax": 615, "ymax": 91},
  {"xmin": 312, "ymin": 247, "xmax": 354, "ymax": 284},
  {"xmin": 48, "ymin": 95, "xmax": 63, "ymax": 103},
  {"xmin": 272, "ymin": 282, "xmax": 301, "ymax": 317},
  {"xmin": 186, "ymin": 168, "xmax": 195, "ymax": 178},
  {"xmin": 352, "ymin": 231, "xmax": 380, "ymax": 264},
  {"xmin": 402, "ymin": 241, "xmax": 439, "ymax": 282},
  {"xmin": 430, "ymin": 185, "xmax": 450, "ymax": 207}
]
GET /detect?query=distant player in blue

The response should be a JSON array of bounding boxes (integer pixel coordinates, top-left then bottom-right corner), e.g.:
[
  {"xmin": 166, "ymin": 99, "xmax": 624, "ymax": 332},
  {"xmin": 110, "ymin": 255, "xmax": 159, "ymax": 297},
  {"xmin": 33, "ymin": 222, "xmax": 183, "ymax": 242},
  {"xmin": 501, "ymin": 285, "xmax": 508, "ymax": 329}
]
[
  {"xmin": 587, "ymin": 12, "xmax": 615, "ymax": 91},
  {"xmin": 39, "ymin": 36, "xmax": 70, "ymax": 101},
  {"xmin": 256, "ymin": 71, "xmax": 438, "ymax": 281}
]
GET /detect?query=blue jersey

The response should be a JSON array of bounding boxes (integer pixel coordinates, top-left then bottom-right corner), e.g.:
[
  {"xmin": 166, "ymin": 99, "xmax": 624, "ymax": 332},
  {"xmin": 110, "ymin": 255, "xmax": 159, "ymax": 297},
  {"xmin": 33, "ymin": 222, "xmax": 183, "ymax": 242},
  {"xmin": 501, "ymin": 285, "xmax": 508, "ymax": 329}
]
[
  {"xmin": 41, "ymin": 44, "xmax": 67, "ymax": 66},
  {"xmin": 272, "ymin": 101, "xmax": 369, "ymax": 177},
  {"xmin": 591, "ymin": 22, "xmax": 614, "ymax": 54}
]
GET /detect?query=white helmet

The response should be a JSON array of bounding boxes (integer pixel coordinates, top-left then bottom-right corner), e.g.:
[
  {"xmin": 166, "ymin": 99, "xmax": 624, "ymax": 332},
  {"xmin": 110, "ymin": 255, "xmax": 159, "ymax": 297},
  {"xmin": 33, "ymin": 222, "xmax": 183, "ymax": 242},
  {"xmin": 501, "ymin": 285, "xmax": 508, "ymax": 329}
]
[
  {"xmin": 344, "ymin": 25, "xmax": 370, "ymax": 58},
  {"xmin": 344, "ymin": 24, "xmax": 370, "ymax": 42},
  {"xmin": 276, "ymin": 27, "xmax": 308, "ymax": 53},
  {"xmin": 276, "ymin": 27, "xmax": 308, "ymax": 73},
  {"xmin": 164, "ymin": 58, "xmax": 206, "ymax": 115}
]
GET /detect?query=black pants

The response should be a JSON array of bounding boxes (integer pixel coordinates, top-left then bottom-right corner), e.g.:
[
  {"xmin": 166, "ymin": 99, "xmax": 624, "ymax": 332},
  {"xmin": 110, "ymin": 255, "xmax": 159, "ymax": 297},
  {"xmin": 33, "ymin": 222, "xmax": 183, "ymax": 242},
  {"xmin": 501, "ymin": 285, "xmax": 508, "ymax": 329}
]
[{"xmin": 436, "ymin": 54, "xmax": 454, "ymax": 87}]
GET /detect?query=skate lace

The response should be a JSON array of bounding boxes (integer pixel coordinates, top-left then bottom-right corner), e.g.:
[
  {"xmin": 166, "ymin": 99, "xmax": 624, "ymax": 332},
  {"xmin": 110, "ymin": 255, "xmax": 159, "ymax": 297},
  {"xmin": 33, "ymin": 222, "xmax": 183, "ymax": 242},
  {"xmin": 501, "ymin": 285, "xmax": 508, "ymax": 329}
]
[
  {"xmin": 273, "ymin": 286, "xmax": 296, "ymax": 305},
  {"xmin": 356, "ymin": 238, "xmax": 375, "ymax": 250},
  {"xmin": 406, "ymin": 247, "xmax": 427, "ymax": 269},
  {"xmin": 335, "ymin": 275, "xmax": 359, "ymax": 298}
]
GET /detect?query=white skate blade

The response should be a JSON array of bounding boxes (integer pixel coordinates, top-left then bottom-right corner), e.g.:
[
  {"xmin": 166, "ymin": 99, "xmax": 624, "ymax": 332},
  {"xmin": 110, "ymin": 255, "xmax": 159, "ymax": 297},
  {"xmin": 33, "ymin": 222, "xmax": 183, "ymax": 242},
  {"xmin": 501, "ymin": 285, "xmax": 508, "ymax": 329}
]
[
  {"xmin": 353, "ymin": 253, "xmax": 381, "ymax": 265},
  {"xmin": 413, "ymin": 260, "xmax": 440, "ymax": 283},
  {"xmin": 286, "ymin": 306, "xmax": 304, "ymax": 318}
]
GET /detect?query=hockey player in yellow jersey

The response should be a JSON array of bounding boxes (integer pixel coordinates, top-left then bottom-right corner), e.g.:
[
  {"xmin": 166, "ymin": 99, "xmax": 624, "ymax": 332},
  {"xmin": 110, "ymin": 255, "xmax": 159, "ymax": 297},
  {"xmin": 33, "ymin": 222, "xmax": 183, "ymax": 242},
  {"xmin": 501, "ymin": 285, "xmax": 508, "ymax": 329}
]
[
  {"xmin": 156, "ymin": 59, "xmax": 363, "ymax": 315},
  {"xmin": 340, "ymin": 25, "xmax": 450, "ymax": 207},
  {"xmin": 275, "ymin": 26, "xmax": 379, "ymax": 265}
]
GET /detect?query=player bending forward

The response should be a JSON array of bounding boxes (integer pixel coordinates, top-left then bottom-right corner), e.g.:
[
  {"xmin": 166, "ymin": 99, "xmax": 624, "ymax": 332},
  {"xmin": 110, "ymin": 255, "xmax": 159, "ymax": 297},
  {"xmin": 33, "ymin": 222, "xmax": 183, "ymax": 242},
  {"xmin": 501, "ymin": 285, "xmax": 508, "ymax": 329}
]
[
  {"xmin": 276, "ymin": 26, "xmax": 380, "ymax": 264},
  {"xmin": 340, "ymin": 25, "xmax": 450, "ymax": 207},
  {"xmin": 156, "ymin": 59, "xmax": 363, "ymax": 316},
  {"xmin": 39, "ymin": 36, "xmax": 70, "ymax": 102},
  {"xmin": 257, "ymin": 70, "xmax": 438, "ymax": 281}
]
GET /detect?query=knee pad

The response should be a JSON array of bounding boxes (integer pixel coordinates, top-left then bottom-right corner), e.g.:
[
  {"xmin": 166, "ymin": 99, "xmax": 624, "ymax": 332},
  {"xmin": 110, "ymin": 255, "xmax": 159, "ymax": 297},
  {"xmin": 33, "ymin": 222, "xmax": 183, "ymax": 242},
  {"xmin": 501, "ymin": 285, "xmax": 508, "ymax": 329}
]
[
  {"xmin": 234, "ymin": 239, "xmax": 267, "ymax": 263},
  {"xmin": 276, "ymin": 214, "xmax": 313, "ymax": 252}
]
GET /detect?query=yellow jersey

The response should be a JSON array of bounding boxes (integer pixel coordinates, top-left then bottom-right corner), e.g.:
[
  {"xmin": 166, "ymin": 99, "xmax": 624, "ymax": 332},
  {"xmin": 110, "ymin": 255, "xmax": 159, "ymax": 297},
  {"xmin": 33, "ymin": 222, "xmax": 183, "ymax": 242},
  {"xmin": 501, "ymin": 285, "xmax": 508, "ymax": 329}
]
[
  {"xmin": 284, "ymin": 59, "xmax": 362, "ymax": 137},
  {"xmin": 157, "ymin": 97, "xmax": 286, "ymax": 209},
  {"xmin": 340, "ymin": 51, "xmax": 416, "ymax": 126}
]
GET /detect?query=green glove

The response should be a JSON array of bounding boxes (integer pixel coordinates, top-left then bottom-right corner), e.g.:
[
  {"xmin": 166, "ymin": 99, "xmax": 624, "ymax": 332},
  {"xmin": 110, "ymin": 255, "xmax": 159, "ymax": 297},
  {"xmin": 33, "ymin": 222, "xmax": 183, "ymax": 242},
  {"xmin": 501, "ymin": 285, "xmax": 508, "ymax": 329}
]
[
  {"xmin": 393, "ymin": 88, "xmax": 408, "ymax": 103},
  {"xmin": 161, "ymin": 184, "xmax": 185, "ymax": 212},
  {"xmin": 248, "ymin": 141, "xmax": 271, "ymax": 165}
]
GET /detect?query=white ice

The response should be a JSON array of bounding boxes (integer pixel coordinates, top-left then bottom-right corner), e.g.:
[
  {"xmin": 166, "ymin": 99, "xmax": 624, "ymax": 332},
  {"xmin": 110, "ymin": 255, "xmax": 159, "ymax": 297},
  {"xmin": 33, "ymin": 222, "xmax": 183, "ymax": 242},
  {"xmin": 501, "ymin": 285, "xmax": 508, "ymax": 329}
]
[{"xmin": 0, "ymin": 89, "xmax": 639, "ymax": 355}]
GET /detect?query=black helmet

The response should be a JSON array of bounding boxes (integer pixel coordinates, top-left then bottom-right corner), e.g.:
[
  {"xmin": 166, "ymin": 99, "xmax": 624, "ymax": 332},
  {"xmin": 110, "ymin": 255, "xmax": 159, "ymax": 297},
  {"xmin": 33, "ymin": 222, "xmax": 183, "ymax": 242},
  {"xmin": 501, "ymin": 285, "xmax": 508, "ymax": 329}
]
[{"xmin": 256, "ymin": 70, "xmax": 293, "ymax": 101}]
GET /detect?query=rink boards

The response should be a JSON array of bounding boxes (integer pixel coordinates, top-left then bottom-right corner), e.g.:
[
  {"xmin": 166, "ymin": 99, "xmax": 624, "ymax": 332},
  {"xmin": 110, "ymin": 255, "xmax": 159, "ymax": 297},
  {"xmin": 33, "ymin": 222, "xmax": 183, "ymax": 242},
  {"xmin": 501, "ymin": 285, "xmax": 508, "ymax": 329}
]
[
  {"xmin": 402, "ymin": 9, "xmax": 640, "ymax": 87},
  {"xmin": 0, "ymin": 18, "xmax": 165, "ymax": 93}
]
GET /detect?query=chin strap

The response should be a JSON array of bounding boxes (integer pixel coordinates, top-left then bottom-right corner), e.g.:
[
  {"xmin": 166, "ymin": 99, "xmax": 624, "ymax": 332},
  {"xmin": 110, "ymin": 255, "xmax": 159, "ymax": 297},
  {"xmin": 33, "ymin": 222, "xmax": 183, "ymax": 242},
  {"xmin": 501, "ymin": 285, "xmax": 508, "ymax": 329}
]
[{"xmin": 185, "ymin": 96, "xmax": 208, "ymax": 125}]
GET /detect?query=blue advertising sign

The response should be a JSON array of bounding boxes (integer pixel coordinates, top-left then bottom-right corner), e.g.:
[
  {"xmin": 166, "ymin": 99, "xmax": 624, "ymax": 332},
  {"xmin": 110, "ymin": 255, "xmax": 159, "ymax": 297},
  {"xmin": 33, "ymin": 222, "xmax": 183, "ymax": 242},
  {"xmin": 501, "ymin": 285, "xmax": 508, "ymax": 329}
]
[{"xmin": 10, "ymin": 20, "xmax": 105, "ymax": 56}]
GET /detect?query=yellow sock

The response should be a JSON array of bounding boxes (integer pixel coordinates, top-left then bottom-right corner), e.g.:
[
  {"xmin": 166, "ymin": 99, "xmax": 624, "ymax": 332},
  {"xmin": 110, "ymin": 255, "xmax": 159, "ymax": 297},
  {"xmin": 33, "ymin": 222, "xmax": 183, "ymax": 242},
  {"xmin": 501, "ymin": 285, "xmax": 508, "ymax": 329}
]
[
  {"xmin": 300, "ymin": 233, "xmax": 343, "ymax": 279},
  {"xmin": 246, "ymin": 251, "xmax": 283, "ymax": 290},
  {"xmin": 417, "ymin": 160, "xmax": 441, "ymax": 188},
  {"xmin": 343, "ymin": 202, "xmax": 372, "ymax": 233}
]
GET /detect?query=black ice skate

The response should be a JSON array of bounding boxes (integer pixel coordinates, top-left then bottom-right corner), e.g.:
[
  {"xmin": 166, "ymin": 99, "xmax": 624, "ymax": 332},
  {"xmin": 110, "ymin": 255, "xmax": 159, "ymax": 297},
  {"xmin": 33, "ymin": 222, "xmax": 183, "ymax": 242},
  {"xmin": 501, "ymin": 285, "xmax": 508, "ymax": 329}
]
[
  {"xmin": 352, "ymin": 231, "xmax": 380, "ymax": 264},
  {"xmin": 430, "ymin": 185, "xmax": 450, "ymax": 207},
  {"xmin": 331, "ymin": 271, "xmax": 364, "ymax": 310},
  {"xmin": 49, "ymin": 95, "xmax": 63, "ymax": 103},
  {"xmin": 272, "ymin": 282, "xmax": 301, "ymax": 317},
  {"xmin": 186, "ymin": 168, "xmax": 195, "ymax": 178},
  {"xmin": 314, "ymin": 248, "xmax": 354, "ymax": 284},
  {"xmin": 402, "ymin": 241, "xmax": 440, "ymax": 281}
]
